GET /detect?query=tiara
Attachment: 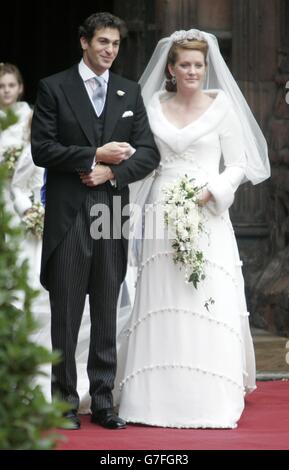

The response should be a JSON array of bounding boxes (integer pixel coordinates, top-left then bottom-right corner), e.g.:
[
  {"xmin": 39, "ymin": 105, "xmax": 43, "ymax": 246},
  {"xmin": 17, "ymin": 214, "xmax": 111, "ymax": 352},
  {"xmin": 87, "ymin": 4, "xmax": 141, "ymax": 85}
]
[{"xmin": 170, "ymin": 29, "xmax": 205, "ymax": 43}]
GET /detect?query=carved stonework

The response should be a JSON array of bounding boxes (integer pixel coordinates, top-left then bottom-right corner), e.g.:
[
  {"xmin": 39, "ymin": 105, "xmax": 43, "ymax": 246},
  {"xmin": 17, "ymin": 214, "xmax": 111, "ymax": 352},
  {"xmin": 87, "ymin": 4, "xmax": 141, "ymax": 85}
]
[
  {"xmin": 155, "ymin": 0, "xmax": 198, "ymax": 37},
  {"xmin": 250, "ymin": 0, "xmax": 289, "ymax": 336},
  {"xmin": 251, "ymin": 246, "xmax": 289, "ymax": 337},
  {"xmin": 113, "ymin": 0, "xmax": 159, "ymax": 80}
]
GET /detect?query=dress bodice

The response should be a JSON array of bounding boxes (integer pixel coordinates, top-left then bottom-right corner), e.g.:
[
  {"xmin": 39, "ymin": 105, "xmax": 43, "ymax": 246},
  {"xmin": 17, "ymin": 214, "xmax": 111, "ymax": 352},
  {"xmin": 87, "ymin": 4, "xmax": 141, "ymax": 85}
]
[
  {"xmin": 146, "ymin": 89, "xmax": 247, "ymax": 215},
  {"xmin": 147, "ymin": 90, "xmax": 233, "ymax": 182},
  {"xmin": 154, "ymin": 135, "xmax": 223, "ymax": 185}
]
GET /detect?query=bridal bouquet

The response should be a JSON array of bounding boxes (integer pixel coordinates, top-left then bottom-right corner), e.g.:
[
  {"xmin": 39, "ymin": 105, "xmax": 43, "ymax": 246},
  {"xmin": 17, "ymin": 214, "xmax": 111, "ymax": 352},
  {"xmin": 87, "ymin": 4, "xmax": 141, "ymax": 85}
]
[
  {"xmin": 162, "ymin": 175, "xmax": 206, "ymax": 288},
  {"xmin": 22, "ymin": 202, "xmax": 45, "ymax": 239},
  {"xmin": 2, "ymin": 145, "xmax": 23, "ymax": 173},
  {"xmin": 0, "ymin": 107, "xmax": 23, "ymax": 174}
]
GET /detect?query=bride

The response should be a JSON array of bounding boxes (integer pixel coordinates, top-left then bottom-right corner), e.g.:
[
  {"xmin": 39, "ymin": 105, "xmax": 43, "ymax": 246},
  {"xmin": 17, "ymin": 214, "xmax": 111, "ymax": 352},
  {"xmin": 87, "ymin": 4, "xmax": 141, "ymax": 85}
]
[{"xmin": 116, "ymin": 30, "xmax": 270, "ymax": 428}]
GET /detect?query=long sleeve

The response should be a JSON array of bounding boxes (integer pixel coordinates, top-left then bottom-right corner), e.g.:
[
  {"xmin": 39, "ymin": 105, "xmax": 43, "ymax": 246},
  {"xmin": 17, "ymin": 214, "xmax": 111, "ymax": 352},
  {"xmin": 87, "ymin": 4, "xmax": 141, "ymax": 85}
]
[
  {"xmin": 11, "ymin": 186, "xmax": 32, "ymax": 216},
  {"xmin": 11, "ymin": 144, "xmax": 44, "ymax": 216},
  {"xmin": 207, "ymin": 106, "xmax": 246, "ymax": 215}
]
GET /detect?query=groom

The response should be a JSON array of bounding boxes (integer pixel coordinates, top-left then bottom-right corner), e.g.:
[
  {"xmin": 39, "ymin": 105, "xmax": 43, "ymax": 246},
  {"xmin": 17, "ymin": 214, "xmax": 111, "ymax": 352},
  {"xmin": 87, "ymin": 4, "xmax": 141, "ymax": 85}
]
[{"xmin": 31, "ymin": 12, "xmax": 159, "ymax": 430}]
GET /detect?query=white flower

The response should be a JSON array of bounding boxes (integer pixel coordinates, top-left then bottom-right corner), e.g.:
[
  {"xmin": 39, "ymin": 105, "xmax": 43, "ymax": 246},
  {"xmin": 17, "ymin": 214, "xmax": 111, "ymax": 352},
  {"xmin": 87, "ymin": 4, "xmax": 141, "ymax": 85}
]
[
  {"xmin": 2, "ymin": 145, "xmax": 23, "ymax": 173},
  {"xmin": 22, "ymin": 202, "xmax": 45, "ymax": 239},
  {"xmin": 162, "ymin": 175, "xmax": 207, "ymax": 289},
  {"xmin": 117, "ymin": 90, "xmax": 125, "ymax": 97}
]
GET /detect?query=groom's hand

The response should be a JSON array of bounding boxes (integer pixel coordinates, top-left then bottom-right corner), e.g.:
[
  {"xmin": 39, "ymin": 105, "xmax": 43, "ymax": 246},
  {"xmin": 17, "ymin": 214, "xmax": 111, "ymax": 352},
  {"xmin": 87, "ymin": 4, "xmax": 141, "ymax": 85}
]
[
  {"xmin": 80, "ymin": 165, "xmax": 115, "ymax": 187},
  {"xmin": 96, "ymin": 142, "xmax": 131, "ymax": 164}
]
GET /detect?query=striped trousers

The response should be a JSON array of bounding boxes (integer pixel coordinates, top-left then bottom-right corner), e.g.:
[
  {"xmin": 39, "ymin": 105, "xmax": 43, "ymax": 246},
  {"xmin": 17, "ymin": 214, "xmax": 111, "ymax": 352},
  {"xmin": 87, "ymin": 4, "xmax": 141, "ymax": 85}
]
[{"xmin": 48, "ymin": 190, "xmax": 125, "ymax": 412}]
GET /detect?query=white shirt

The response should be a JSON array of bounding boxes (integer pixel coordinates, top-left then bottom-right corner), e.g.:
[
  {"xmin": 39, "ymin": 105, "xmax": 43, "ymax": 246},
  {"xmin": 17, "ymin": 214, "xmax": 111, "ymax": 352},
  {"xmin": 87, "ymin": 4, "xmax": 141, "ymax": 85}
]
[{"xmin": 78, "ymin": 59, "xmax": 109, "ymax": 117}]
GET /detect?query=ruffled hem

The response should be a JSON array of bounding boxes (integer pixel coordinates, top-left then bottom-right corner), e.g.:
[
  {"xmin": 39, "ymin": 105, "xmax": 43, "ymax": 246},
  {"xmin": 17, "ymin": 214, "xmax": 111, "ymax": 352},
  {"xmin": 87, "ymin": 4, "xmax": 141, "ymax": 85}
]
[{"xmin": 119, "ymin": 416, "xmax": 238, "ymax": 429}]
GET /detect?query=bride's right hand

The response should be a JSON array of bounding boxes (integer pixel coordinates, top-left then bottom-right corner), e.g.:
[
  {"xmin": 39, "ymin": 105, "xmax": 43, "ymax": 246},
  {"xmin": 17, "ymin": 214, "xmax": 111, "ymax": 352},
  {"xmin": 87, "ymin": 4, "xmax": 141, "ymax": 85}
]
[{"xmin": 198, "ymin": 188, "xmax": 213, "ymax": 206}]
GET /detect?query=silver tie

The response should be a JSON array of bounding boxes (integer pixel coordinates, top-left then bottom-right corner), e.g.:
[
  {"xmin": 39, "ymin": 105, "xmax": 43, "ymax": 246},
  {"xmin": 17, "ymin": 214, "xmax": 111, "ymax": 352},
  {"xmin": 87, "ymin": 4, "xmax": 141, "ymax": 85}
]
[{"xmin": 92, "ymin": 76, "xmax": 106, "ymax": 116}]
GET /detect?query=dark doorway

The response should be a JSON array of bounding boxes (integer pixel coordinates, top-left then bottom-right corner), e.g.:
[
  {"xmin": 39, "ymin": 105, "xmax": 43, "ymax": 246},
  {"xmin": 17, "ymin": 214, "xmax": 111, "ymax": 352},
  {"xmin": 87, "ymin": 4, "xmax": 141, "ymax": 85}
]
[{"xmin": 0, "ymin": 1, "xmax": 115, "ymax": 104}]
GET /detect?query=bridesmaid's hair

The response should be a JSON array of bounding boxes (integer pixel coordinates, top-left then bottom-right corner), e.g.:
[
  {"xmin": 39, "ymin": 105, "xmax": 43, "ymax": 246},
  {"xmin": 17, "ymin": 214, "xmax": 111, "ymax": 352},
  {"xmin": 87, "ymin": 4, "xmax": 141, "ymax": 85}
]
[
  {"xmin": 0, "ymin": 62, "xmax": 24, "ymax": 99},
  {"xmin": 78, "ymin": 12, "xmax": 127, "ymax": 42},
  {"xmin": 165, "ymin": 39, "xmax": 208, "ymax": 92}
]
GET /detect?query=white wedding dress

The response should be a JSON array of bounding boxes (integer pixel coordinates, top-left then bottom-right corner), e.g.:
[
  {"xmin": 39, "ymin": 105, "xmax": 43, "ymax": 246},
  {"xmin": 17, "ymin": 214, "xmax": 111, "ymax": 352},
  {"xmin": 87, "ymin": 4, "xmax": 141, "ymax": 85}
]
[
  {"xmin": 11, "ymin": 144, "xmax": 47, "ymax": 297},
  {"xmin": 117, "ymin": 89, "xmax": 256, "ymax": 429},
  {"xmin": 0, "ymin": 101, "xmax": 32, "ymax": 222}
]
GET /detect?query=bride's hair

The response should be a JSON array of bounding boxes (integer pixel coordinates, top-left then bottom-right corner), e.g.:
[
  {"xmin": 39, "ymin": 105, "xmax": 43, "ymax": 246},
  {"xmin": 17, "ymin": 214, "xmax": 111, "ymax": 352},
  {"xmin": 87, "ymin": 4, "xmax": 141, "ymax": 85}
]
[{"xmin": 165, "ymin": 39, "xmax": 208, "ymax": 92}]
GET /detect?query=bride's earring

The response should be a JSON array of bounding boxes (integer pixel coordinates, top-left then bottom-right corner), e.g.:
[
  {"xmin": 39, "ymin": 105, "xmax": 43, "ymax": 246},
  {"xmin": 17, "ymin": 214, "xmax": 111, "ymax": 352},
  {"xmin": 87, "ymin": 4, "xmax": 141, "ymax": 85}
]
[{"xmin": 171, "ymin": 75, "xmax": 176, "ymax": 85}]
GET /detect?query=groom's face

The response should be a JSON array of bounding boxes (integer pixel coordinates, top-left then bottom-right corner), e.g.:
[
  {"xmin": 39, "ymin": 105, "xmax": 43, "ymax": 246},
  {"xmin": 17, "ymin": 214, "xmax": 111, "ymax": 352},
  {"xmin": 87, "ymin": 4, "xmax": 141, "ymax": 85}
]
[{"xmin": 81, "ymin": 27, "xmax": 121, "ymax": 75}]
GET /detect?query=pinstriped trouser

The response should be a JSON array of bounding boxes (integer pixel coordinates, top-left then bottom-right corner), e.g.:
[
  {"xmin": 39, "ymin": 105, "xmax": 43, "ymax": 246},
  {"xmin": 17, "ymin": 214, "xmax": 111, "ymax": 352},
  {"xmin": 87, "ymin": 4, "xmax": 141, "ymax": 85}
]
[{"xmin": 48, "ymin": 190, "xmax": 125, "ymax": 412}]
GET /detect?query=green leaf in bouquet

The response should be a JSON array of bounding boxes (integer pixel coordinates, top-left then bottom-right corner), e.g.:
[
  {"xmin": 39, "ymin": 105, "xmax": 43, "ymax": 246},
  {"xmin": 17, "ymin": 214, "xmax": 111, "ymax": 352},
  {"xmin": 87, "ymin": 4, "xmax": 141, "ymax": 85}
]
[{"xmin": 0, "ymin": 107, "xmax": 19, "ymax": 131}]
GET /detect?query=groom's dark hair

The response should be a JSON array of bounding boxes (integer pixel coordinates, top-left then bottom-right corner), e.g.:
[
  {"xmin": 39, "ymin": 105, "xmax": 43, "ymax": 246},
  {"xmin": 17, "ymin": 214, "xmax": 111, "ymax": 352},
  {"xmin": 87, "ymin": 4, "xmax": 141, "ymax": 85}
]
[{"xmin": 78, "ymin": 12, "xmax": 127, "ymax": 42}]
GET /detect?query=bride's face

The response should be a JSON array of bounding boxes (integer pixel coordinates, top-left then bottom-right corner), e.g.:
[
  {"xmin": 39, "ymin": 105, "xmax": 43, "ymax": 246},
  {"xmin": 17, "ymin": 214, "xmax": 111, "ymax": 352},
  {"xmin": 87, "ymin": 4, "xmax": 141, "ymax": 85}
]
[{"xmin": 169, "ymin": 49, "xmax": 206, "ymax": 93}]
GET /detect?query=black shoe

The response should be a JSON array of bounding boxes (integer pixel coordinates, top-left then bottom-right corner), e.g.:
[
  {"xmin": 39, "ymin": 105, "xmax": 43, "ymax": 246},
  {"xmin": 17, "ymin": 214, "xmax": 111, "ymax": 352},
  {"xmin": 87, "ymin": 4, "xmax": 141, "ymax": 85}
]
[
  {"xmin": 63, "ymin": 410, "xmax": 81, "ymax": 430},
  {"xmin": 91, "ymin": 408, "xmax": 127, "ymax": 429}
]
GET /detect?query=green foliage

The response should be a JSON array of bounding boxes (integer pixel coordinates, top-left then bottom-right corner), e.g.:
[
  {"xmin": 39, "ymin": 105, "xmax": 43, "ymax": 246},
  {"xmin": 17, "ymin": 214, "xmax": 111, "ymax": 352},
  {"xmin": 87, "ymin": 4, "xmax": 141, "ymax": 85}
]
[
  {"xmin": 0, "ymin": 107, "xmax": 19, "ymax": 131},
  {"xmin": 0, "ymin": 165, "xmax": 71, "ymax": 450}
]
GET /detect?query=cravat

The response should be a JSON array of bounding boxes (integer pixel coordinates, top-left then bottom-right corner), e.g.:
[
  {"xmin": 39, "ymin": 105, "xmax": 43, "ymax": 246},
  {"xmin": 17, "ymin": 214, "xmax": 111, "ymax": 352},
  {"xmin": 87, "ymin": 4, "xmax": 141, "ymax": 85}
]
[{"xmin": 92, "ymin": 76, "xmax": 106, "ymax": 116}]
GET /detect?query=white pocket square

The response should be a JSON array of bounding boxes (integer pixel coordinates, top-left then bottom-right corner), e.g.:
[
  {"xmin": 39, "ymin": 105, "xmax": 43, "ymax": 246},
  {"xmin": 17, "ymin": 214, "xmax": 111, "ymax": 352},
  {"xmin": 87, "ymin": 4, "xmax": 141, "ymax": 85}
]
[{"xmin": 122, "ymin": 110, "xmax": 134, "ymax": 118}]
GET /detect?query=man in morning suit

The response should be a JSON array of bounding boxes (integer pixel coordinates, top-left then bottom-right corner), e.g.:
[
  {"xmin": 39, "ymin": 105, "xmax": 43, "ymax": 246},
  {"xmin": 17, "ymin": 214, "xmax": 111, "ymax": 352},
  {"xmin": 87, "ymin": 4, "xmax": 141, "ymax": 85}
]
[{"xmin": 31, "ymin": 12, "xmax": 160, "ymax": 430}]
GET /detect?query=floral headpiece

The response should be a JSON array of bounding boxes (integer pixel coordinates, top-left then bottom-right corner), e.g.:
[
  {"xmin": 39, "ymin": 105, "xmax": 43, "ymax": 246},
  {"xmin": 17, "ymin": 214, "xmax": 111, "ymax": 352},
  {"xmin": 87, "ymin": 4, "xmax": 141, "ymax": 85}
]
[{"xmin": 170, "ymin": 29, "xmax": 205, "ymax": 43}]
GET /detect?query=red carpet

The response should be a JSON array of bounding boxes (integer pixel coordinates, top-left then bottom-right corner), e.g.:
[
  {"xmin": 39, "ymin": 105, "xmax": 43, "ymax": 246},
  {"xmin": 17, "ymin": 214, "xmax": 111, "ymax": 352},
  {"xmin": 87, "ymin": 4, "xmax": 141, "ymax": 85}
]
[{"xmin": 56, "ymin": 381, "xmax": 289, "ymax": 450}]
